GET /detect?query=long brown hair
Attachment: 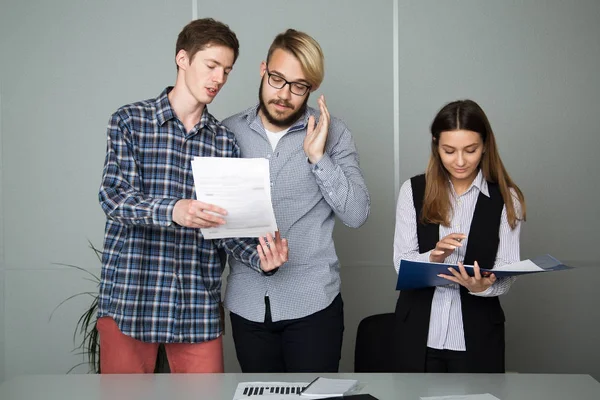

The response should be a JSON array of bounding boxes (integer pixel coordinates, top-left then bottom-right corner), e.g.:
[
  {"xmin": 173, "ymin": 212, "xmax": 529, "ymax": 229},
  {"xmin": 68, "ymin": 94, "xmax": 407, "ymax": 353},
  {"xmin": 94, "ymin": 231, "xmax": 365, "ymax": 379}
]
[{"xmin": 422, "ymin": 100, "xmax": 526, "ymax": 229}]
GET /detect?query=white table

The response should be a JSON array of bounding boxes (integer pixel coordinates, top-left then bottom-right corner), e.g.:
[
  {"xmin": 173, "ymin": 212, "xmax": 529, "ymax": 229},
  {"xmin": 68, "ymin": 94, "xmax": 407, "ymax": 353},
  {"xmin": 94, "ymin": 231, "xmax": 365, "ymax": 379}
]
[{"xmin": 1, "ymin": 373, "xmax": 599, "ymax": 399}]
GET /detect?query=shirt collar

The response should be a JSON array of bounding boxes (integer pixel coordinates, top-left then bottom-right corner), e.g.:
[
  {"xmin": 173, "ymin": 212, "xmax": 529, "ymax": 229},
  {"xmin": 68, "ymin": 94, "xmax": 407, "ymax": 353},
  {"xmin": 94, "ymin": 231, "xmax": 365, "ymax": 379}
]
[
  {"xmin": 450, "ymin": 169, "xmax": 489, "ymax": 198},
  {"xmin": 155, "ymin": 87, "xmax": 177, "ymax": 126},
  {"xmin": 156, "ymin": 87, "xmax": 216, "ymax": 135}
]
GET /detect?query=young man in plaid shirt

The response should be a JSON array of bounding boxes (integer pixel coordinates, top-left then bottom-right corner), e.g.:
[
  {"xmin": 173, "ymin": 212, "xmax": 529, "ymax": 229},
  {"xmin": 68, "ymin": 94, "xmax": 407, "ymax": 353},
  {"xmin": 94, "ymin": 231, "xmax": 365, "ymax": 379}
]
[{"xmin": 98, "ymin": 18, "xmax": 288, "ymax": 374}]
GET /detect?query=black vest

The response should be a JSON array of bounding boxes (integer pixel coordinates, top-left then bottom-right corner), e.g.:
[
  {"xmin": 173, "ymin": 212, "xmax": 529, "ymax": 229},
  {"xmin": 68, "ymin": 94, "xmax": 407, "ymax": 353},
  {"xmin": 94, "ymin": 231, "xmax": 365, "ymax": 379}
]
[{"xmin": 393, "ymin": 174, "xmax": 506, "ymax": 372}]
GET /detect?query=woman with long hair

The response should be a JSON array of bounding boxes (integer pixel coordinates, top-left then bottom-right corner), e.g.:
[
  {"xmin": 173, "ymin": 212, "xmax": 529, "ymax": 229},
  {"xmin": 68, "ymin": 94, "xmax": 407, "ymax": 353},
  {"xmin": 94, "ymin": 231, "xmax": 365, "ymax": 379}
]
[{"xmin": 393, "ymin": 99, "xmax": 526, "ymax": 373}]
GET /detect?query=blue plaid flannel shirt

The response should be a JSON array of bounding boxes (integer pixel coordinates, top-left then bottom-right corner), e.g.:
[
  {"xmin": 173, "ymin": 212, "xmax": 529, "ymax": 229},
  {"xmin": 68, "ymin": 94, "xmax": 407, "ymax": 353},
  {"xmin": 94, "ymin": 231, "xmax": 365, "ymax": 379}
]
[{"xmin": 98, "ymin": 87, "xmax": 260, "ymax": 343}]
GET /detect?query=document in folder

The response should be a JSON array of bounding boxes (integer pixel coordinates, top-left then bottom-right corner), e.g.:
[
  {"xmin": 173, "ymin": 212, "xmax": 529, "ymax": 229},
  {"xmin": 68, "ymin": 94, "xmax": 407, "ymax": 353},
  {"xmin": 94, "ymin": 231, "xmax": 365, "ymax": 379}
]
[{"xmin": 396, "ymin": 254, "xmax": 572, "ymax": 290}]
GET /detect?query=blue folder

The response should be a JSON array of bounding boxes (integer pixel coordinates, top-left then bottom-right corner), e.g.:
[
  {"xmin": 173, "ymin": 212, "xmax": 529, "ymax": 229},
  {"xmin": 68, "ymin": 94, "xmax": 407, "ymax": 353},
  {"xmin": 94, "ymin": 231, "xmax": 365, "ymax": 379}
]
[{"xmin": 396, "ymin": 254, "xmax": 572, "ymax": 290}]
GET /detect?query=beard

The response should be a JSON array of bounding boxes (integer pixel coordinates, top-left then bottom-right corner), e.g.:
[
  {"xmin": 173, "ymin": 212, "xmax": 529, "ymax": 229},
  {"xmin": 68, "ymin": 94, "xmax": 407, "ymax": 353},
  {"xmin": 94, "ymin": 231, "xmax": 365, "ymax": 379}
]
[{"xmin": 258, "ymin": 78, "xmax": 309, "ymax": 129}]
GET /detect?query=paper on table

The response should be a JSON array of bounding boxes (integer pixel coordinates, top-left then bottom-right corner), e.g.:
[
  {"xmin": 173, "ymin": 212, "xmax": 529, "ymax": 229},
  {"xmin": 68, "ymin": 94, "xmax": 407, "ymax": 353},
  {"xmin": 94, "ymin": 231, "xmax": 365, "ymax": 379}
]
[
  {"xmin": 191, "ymin": 157, "xmax": 277, "ymax": 239},
  {"xmin": 300, "ymin": 377, "xmax": 359, "ymax": 398},
  {"xmin": 232, "ymin": 381, "xmax": 309, "ymax": 399},
  {"xmin": 420, "ymin": 394, "xmax": 500, "ymax": 400}
]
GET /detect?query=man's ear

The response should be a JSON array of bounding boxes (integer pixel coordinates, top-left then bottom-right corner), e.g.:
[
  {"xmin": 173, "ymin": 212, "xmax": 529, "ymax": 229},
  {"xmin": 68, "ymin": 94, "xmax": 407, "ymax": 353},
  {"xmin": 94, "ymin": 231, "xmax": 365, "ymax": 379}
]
[
  {"xmin": 260, "ymin": 61, "xmax": 267, "ymax": 78},
  {"xmin": 310, "ymin": 84, "xmax": 320, "ymax": 93},
  {"xmin": 176, "ymin": 49, "xmax": 189, "ymax": 70}
]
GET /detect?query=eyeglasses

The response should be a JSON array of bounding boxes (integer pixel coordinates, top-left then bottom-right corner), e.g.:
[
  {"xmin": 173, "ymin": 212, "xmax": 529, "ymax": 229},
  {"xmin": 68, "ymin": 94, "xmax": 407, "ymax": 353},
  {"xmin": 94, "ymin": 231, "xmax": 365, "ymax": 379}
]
[{"xmin": 265, "ymin": 67, "xmax": 311, "ymax": 96}]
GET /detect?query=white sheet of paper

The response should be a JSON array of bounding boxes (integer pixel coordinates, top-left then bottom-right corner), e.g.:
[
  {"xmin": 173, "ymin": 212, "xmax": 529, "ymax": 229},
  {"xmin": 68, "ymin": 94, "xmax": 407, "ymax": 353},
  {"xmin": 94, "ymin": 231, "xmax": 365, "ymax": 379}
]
[
  {"xmin": 191, "ymin": 157, "xmax": 277, "ymax": 239},
  {"xmin": 420, "ymin": 394, "xmax": 500, "ymax": 400},
  {"xmin": 233, "ymin": 382, "xmax": 309, "ymax": 400},
  {"xmin": 300, "ymin": 377, "xmax": 359, "ymax": 397},
  {"xmin": 492, "ymin": 259, "xmax": 544, "ymax": 272}
]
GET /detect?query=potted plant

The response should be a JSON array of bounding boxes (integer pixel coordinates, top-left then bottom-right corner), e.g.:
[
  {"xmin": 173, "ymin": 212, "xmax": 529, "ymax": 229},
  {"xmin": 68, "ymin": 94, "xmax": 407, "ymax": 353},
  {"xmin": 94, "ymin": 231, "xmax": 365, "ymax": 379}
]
[{"xmin": 51, "ymin": 241, "xmax": 169, "ymax": 373}]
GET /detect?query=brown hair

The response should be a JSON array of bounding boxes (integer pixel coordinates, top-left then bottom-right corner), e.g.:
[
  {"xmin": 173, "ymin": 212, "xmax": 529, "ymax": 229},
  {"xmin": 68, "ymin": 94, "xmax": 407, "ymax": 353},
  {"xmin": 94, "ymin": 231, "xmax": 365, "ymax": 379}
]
[
  {"xmin": 266, "ymin": 29, "xmax": 324, "ymax": 89},
  {"xmin": 422, "ymin": 99, "xmax": 526, "ymax": 229},
  {"xmin": 175, "ymin": 18, "xmax": 239, "ymax": 68}
]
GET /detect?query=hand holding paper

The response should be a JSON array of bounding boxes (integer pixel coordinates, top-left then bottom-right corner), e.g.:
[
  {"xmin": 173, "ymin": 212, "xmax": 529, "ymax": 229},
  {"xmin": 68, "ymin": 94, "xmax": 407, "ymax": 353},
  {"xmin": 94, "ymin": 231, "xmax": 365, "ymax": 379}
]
[
  {"xmin": 191, "ymin": 157, "xmax": 278, "ymax": 239},
  {"xmin": 437, "ymin": 261, "xmax": 497, "ymax": 293},
  {"xmin": 172, "ymin": 199, "xmax": 228, "ymax": 228},
  {"xmin": 396, "ymin": 254, "xmax": 572, "ymax": 290}
]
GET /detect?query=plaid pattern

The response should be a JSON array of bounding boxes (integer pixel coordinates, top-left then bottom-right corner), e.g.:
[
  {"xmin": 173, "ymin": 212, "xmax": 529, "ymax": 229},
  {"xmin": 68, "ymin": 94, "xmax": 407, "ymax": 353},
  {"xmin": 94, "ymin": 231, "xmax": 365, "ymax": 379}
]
[
  {"xmin": 222, "ymin": 105, "xmax": 370, "ymax": 322},
  {"xmin": 98, "ymin": 88, "xmax": 260, "ymax": 343}
]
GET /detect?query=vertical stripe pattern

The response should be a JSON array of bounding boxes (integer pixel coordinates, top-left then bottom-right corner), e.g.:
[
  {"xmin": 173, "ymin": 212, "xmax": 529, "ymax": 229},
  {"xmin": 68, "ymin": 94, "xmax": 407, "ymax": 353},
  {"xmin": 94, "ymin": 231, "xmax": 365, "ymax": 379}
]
[{"xmin": 393, "ymin": 170, "xmax": 521, "ymax": 350}]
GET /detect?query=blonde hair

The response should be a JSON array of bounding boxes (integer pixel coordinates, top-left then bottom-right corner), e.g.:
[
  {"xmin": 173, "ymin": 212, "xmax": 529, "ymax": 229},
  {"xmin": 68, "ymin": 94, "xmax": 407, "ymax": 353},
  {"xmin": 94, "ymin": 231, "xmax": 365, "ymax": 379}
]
[
  {"xmin": 422, "ymin": 100, "xmax": 526, "ymax": 229},
  {"xmin": 266, "ymin": 29, "xmax": 325, "ymax": 89}
]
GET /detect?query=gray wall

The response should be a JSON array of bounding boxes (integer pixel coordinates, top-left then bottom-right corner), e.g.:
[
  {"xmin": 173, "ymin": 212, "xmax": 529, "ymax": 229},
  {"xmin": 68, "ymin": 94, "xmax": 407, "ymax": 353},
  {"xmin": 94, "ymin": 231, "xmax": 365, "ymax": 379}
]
[
  {"xmin": 0, "ymin": 85, "xmax": 5, "ymax": 382},
  {"xmin": 0, "ymin": 0, "xmax": 598, "ymax": 383}
]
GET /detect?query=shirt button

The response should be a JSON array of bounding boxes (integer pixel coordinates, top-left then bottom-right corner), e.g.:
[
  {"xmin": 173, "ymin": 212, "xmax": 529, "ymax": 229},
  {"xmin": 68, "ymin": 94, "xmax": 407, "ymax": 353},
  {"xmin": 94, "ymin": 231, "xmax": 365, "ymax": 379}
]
[
  {"xmin": 266, "ymin": 154, "xmax": 271, "ymax": 159},
  {"xmin": 270, "ymin": 182, "xmax": 274, "ymax": 187}
]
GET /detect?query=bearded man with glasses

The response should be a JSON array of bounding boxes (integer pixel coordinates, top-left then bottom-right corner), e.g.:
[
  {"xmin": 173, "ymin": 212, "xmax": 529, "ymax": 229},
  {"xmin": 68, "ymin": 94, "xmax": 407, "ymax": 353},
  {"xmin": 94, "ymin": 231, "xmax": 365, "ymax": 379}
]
[{"xmin": 221, "ymin": 29, "xmax": 371, "ymax": 373}]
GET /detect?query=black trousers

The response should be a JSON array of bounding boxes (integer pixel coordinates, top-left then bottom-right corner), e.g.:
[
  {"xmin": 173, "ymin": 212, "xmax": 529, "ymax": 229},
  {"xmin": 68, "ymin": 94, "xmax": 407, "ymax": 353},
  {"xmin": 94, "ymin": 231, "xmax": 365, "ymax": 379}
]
[
  {"xmin": 425, "ymin": 347, "xmax": 469, "ymax": 373},
  {"xmin": 229, "ymin": 293, "xmax": 344, "ymax": 372}
]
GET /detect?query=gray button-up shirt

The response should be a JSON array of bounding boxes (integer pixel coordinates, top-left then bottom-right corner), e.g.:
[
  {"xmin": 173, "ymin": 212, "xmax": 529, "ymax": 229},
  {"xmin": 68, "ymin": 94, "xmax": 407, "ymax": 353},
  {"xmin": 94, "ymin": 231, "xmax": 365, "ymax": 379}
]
[{"xmin": 222, "ymin": 105, "xmax": 370, "ymax": 322}]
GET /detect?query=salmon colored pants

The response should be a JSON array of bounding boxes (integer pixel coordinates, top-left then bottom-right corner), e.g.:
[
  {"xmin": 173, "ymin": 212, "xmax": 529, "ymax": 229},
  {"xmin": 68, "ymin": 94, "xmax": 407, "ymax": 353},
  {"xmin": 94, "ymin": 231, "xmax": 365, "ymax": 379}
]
[{"xmin": 97, "ymin": 317, "xmax": 224, "ymax": 373}]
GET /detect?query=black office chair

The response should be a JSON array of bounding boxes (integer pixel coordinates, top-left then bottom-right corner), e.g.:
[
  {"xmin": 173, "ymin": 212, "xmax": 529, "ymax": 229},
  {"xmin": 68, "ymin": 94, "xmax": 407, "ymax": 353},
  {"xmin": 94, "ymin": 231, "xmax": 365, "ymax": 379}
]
[{"xmin": 354, "ymin": 312, "xmax": 396, "ymax": 372}]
